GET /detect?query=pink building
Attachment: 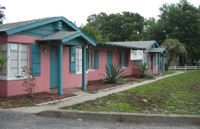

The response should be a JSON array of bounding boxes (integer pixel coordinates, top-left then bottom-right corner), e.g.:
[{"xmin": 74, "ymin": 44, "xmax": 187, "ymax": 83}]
[{"xmin": 0, "ymin": 17, "xmax": 167, "ymax": 97}]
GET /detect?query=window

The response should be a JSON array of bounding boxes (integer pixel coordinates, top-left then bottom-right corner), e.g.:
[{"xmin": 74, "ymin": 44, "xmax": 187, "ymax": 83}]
[
  {"xmin": 0, "ymin": 43, "xmax": 29, "ymax": 79},
  {"xmin": 119, "ymin": 52, "xmax": 128, "ymax": 67},
  {"xmin": 76, "ymin": 48, "xmax": 82, "ymax": 73},
  {"xmin": 88, "ymin": 50, "xmax": 94, "ymax": 69}
]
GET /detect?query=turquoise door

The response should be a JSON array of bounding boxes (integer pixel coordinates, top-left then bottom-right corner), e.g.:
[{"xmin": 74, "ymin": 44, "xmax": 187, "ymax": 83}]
[
  {"xmin": 107, "ymin": 52, "xmax": 113, "ymax": 65},
  {"xmin": 50, "ymin": 46, "xmax": 59, "ymax": 89}
]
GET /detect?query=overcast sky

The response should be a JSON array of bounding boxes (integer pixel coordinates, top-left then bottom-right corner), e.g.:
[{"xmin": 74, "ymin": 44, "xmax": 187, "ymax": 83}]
[{"xmin": 1, "ymin": 0, "xmax": 199, "ymax": 26}]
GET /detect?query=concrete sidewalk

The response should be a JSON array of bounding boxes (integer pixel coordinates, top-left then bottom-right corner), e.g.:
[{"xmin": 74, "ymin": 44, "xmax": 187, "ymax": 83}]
[{"xmin": 4, "ymin": 71, "xmax": 184, "ymax": 113}]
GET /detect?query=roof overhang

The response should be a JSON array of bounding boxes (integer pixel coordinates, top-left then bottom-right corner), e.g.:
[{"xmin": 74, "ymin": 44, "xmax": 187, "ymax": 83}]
[
  {"xmin": 0, "ymin": 17, "xmax": 80, "ymax": 35},
  {"xmin": 149, "ymin": 48, "xmax": 168, "ymax": 54},
  {"xmin": 97, "ymin": 42, "xmax": 144, "ymax": 50},
  {"xmin": 37, "ymin": 31, "xmax": 97, "ymax": 46}
]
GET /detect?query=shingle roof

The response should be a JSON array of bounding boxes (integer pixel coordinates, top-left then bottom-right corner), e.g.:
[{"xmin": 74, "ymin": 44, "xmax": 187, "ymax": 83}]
[
  {"xmin": 97, "ymin": 42, "xmax": 139, "ymax": 49},
  {"xmin": 37, "ymin": 31, "xmax": 78, "ymax": 41},
  {"xmin": 0, "ymin": 16, "xmax": 80, "ymax": 35},
  {"xmin": 104, "ymin": 41, "xmax": 157, "ymax": 49},
  {"xmin": 0, "ymin": 17, "xmax": 52, "ymax": 32}
]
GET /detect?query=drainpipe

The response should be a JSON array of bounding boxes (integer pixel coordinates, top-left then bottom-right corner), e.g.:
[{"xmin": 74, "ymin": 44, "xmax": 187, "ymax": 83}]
[
  {"xmin": 58, "ymin": 43, "xmax": 64, "ymax": 95},
  {"xmin": 82, "ymin": 46, "xmax": 87, "ymax": 91}
]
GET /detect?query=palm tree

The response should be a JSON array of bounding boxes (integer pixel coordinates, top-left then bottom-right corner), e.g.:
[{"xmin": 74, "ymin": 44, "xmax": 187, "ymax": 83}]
[{"xmin": 162, "ymin": 39, "xmax": 187, "ymax": 70}]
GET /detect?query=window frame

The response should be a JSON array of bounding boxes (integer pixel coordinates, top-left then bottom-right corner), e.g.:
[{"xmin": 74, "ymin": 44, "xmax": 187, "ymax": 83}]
[
  {"xmin": 119, "ymin": 51, "xmax": 128, "ymax": 68},
  {"xmin": 75, "ymin": 47, "xmax": 82, "ymax": 74},
  {"xmin": 0, "ymin": 43, "xmax": 29, "ymax": 80},
  {"xmin": 88, "ymin": 50, "xmax": 95, "ymax": 70}
]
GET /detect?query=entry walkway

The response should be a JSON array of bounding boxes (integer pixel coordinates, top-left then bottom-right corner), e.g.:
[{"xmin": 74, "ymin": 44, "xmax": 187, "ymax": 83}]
[{"xmin": 4, "ymin": 71, "xmax": 184, "ymax": 113}]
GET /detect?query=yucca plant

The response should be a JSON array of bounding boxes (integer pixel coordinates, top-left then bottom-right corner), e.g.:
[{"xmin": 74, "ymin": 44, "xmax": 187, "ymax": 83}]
[
  {"xmin": 103, "ymin": 64, "xmax": 126, "ymax": 84},
  {"xmin": 0, "ymin": 55, "xmax": 6, "ymax": 72},
  {"xmin": 136, "ymin": 62, "xmax": 151, "ymax": 78}
]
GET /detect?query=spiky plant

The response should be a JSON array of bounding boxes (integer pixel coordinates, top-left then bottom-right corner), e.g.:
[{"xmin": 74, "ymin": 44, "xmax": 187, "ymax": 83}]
[
  {"xmin": 103, "ymin": 64, "xmax": 126, "ymax": 84},
  {"xmin": 136, "ymin": 62, "xmax": 151, "ymax": 78}
]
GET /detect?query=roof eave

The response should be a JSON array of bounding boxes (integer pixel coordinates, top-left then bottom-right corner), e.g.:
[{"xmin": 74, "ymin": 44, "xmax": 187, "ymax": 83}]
[
  {"xmin": 97, "ymin": 42, "xmax": 141, "ymax": 50},
  {"xmin": 4, "ymin": 17, "xmax": 80, "ymax": 35}
]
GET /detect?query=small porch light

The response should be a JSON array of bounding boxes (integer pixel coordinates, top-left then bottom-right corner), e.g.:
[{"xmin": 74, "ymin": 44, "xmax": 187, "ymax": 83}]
[{"xmin": 43, "ymin": 48, "xmax": 48, "ymax": 53}]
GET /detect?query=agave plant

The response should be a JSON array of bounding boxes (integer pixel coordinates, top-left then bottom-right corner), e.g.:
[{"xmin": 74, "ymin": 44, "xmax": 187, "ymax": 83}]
[
  {"xmin": 136, "ymin": 62, "xmax": 151, "ymax": 78},
  {"xmin": 0, "ymin": 55, "xmax": 6, "ymax": 72},
  {"xmin": 103, "ymin": 64, "xmax": 126, "ymax": 84}
]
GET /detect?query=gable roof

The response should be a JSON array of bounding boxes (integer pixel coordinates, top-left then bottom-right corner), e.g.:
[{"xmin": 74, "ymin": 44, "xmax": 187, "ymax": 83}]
[
  {"xmin": 0, "ymin": 16, "xmax": 97, "ymax": 46},
  {"xmin": 37, "ymin": 31, "xmax": 97, "ymax": 46},
  {"xmin": 149, "ymin": 48, "xmax": 168, "ymax": 54},
  {"xmin": 98, "ymin": 40, "xmax": 159, "ymax": 49},
  {"xmin": 0, "ymin": 16, "xmax": 79, "ymax": 35}
]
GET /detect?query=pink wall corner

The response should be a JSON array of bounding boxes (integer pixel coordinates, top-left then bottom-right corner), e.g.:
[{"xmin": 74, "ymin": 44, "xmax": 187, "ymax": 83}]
[
  {"xmin": 0, "ymin": 80, "xmax": 8, "ymax": 96},
  {"xmin": 6, "ymin": 80, "xmax": 27, "ymax": 96},
  {"xmin": 132, "ymin": 67, "xmax": 139, "ymax": 76},
  {"xmin": 0, "ymin": 34, "xmax": 7, "ymax": 43},
  {"xmin": 63, "ymin": 46, "xmax": 82, "ymax": 88}
]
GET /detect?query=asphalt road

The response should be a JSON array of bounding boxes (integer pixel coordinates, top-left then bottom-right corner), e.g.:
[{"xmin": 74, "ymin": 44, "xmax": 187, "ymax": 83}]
[{"xmin": 0, "ymin": 110, "xmax": 199, "ymax": 129}]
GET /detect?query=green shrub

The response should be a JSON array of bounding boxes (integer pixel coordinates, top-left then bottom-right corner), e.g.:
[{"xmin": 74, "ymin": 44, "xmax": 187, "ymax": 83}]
[{"xmin": 103, "ymin": 64, "xmax": 126, "ymax": 84}]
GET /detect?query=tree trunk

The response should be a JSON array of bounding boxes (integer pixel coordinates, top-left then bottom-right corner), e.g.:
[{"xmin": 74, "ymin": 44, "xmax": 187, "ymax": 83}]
[
  {"xmin": 179, "ymin": 56, "xmax": 184, "ymax": 66},
  {"xmin": 166, "ymin": 58, "xmax": 173, "ymax": 71}
]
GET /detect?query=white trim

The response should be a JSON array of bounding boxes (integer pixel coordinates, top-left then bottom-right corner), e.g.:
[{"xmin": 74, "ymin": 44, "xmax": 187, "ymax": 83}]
[
  {"xmin": 0, "ymin": 43, "xmax": 30, "ymax": 81},
  {"xmin": 0, "ymin": 76, "xmax": 26, "ymax": 80},
  {"xmin": 75, "ymin": 71, "xmax": 88, "ymax": 75},
  {"xmin": 88, "ymin": 69, "xmax": 96, "ymax": 72},
  {"xmin": 7, "ymin": 43, "xmax": 10, "ymax": 76}
]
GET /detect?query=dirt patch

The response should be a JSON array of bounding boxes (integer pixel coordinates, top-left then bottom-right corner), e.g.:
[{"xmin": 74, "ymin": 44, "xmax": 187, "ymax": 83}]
[
  {"xmin": 87, "ymin": 76, "xmax": 146, "ymax": 93},
  {"xmin": 0, "ymin": 88, "xmax": 81, "ymax": 109},
  {"xmin": 0, "ymin": 76, "xmax": 150, "ymax": 109}
]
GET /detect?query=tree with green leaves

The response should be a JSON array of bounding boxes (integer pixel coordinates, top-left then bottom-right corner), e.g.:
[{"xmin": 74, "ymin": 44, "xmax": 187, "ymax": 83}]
[
  {"xmin": 80, "ymin": 24, "xmax": 109, "ymax": 42},
  {"xmin": 83, "ymin": 12, "xmax": 144, "ymax": 42},
  {"xmin": 158, "ymin": 0, "xmax": 200, "ymax": 65},
  {"xmin": 0, "ymin": 5, "xmax": 5, "ymax": 24},
  {"xmin": 162, "ymin": 39, "xmax": 187, "ymax": 70}
]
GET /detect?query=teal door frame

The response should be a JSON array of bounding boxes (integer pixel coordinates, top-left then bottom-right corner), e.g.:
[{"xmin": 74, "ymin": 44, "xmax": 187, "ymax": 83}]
[
  {"xmin": 50, "ymin": 44, "xmax": 64, "ymax": 95},
  {"xmin": 50, "ymin": 46, "xmax": 59, "ymax": 89},
  {"xmin": 107, "ymin": 52, "xmax": 113, "ymax": 65},
  {"xmin": 49, "ymin": 43, "xmax": 87, "ymax": 94},
  {"xmin": 82, "ymin": 46, "xmax": 87, "ymax": 91}
]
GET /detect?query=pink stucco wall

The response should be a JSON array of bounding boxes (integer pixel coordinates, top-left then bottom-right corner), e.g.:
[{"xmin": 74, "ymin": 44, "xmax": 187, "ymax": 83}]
[
  {"xmin": 0, "ymin": 34, "xmax": 7, "ymax": 42},
  {"xmin": 7, "ymin": 35, "xmax": 40, "ymax": 43},
  {"xmin": 0, "ymin": 80, "xmax": 7, "ymax": 96},
  {"xmin": 87, "ymin": 47, "xmax": 134, "ymax": 81},
  {"xmin": 0, "ymin": 34, "xmax": 159, "ymax": 97},
  {"xmin": 63, "ymin": 46, "xmax": 82, "ymax": 88}
]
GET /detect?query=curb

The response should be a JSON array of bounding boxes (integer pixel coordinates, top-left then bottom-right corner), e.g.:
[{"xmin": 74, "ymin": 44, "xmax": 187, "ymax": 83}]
[{"xmin": 37, "ymin": 110, "xmax": 200, "ymax": 125}]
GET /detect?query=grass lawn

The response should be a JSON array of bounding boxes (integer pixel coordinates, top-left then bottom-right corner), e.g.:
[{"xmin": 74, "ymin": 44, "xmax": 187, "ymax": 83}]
[{"xmin": 63, "ymin": 70, "xmax": 200, "ymax": 115}]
